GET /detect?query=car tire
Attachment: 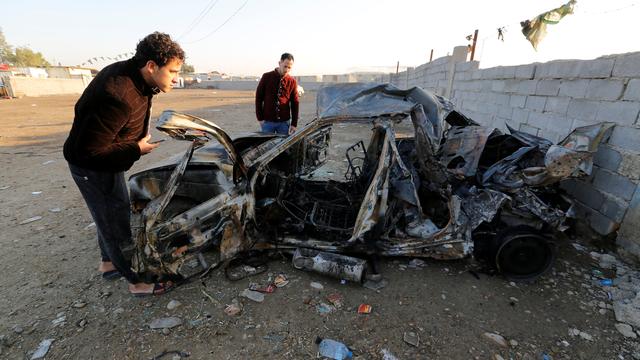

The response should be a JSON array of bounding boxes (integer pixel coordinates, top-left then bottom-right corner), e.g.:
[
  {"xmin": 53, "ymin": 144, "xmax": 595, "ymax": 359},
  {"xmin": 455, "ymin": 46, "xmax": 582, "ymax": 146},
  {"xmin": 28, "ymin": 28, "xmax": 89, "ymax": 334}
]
[{"xmin": 493, "ymin": 226, "xmax": 555, "ymax": 281}]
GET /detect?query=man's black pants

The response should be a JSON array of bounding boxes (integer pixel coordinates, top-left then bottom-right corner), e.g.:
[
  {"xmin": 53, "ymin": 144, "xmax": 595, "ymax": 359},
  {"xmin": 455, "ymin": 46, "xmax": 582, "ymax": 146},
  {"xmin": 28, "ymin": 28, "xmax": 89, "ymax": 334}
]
[{"xmin": 68, "ymin": 163, "xmax": 139, "ymax": 283}]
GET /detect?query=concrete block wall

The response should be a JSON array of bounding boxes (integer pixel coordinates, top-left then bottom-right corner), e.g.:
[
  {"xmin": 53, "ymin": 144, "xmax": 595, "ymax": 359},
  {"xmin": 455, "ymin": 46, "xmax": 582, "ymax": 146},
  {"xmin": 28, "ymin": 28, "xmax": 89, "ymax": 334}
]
[
  {"xmin": 5, "ymin": 76, "xmax": 90, "ymax": 97},
  {"xmin": 389, "ymin": 51, "xmax": 640, "ymax": 257}
]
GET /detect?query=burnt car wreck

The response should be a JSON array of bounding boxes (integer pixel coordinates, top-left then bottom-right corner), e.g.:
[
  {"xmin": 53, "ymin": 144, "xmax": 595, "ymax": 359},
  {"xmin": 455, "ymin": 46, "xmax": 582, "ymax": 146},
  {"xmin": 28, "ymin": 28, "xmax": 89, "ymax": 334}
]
[{"xmin": 128, "ymin": 83, "xmax": 612, "ymax": 283}]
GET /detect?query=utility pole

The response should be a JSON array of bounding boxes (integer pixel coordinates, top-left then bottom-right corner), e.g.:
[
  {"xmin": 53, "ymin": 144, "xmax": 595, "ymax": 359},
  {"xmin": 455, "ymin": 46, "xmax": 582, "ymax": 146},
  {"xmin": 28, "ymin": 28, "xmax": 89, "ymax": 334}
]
[
  {"xmin": 396, "ymin": 61, "xmax": 399, "ymax": 75},
  {"xmin": 429, "ymin": 49, "xmax": 433, "ymax": 62},
  {"xmin": 470, "ymin": 29, "xmax": 478, "ymax": 61}
]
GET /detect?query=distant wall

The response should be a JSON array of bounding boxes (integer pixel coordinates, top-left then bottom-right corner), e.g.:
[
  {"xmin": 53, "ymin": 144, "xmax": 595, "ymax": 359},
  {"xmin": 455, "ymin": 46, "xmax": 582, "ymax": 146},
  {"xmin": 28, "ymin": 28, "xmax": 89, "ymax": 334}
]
[
  {"xmin": 387, "ymin": 49, "xmax": 640, "ymax": 257},
  {"xmin": 190, "ymin": 80, "xmax": 326, "ymax": 92},
  {"xmin": 4, "ymin": 76, "xmax": 91, "ymax": 97}
]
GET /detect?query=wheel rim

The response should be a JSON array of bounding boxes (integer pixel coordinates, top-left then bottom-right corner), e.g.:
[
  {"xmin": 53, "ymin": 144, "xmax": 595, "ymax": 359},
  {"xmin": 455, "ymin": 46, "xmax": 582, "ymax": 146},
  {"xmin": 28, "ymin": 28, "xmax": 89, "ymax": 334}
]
[{"xmin": 495, "ymin": 233, "xmax": 553, "ymax": 280}]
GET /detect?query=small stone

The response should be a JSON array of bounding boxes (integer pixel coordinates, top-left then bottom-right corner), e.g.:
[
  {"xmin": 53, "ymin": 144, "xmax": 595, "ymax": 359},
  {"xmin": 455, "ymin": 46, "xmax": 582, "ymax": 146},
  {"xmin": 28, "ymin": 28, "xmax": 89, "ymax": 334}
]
[
  {"xmin": 162, "ymin": 328, "xmax": 171, "ymax": 335},
  {"xmin": 578, "ymin": 331, "xmax": 593, "ymax": 341},
  {"xmin": 310, "ymin": 282, "xmax": 324, "ymax": 290},
  {"xmin": 240, "ymin": 289, "xmax": 265, "ymax": 303},
  {"xmin": 509, "ymin": 297, "xmax": 519, "ymax": 303},
  {"xmin": 408, "ymin": 259, "xmax": 426, "ymax": 268},
  {"xmin": 560, "ymin": 340, "xmax": 570, "ymax": 347},
  {"xmin": 403, "ymin": 331, "xmax": 420, "ymax": 347},
  {"xmin": 113, "ymin": 307, "xmax": 125, "ymax": 315},
  {"xmin": 149, "ymin": 317, "xmax": 182, "ymax": 329},
  {"xmin": 508, "ymin": 339, "xmax": 518, "ymax": 347},
  {"xmin": 167, "ymin": 300, "xmax": 181, "ymax": 310},
  {"xmin": 171, "ymin": 355, "xmax": 181, "ymax": 360},
  {"xmin": 224, "ymin": 300, "xmax": 242, "ymax": 316},
  {"xmin": 568, "ymin": 328, "xmax": 580, "ymax": 337},
  {"xmin": 599, "ymin": 309, "xmax": 607, "ymax": 315},
  {"xmin": 72, "ymin": 300, "xmax": 87, "ymax": 308},
  {"xmin": 30, "ymin": 339, "xmax": 54, "ymax": 359},
  {"xmin": 12, "ymin": 325, "xmax": 24, "ymax": 334},
  {"xmin": 493, "ymin": 354, "xmax": 505, "ymax": 360},
  {"xmin": 483, "ymin": 332, "xmax": 508, "ymax": 348},
  {"xmin": 616, "ymin": 323, "xmax": 637, "ymax": 338}
]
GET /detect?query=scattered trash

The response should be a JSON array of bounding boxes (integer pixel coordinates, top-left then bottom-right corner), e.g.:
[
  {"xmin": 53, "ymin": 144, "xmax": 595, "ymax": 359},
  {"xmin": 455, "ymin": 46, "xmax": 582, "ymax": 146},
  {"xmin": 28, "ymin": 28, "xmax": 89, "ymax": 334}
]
[
  {"xmin": 326, "ymin": 293, "xmax": 343, "ymax": 309},
  {"xmin": 30, "ymin": 338, "xmax": 54, "ymax": 360},
  {"xmin": 340, "ymin": 279, "xmax": 347, "ymax": 285},
  {"xmin": 0, "ymin": 185, "xmax": 10, "ymax": 190},
  {"xmin": 310, "ymin": 282, "xmax": 324, "ymax": 290},
  {"xmin": 51, "ymin": 313, "xmax": 66, "ymax": 327},
  {"xmin": 542, "ymin": 353, "xmax": 551, "ymax": 360},
  {"xmin": 363, "ymin": 279, "xmax": 388, "ymax": 291},
  {"xmin": 408, "ymin": 258, "xmax": 426, "ymax": 268},
  {"xmin": 84, "ymin": 222, "xmax": 96, "ymax": 230},
  {"xmin": 600, "ymin": 279, "xmax": 613, "ymax": 286},
  {"xmin": 48, "ymin": 208, "xmax": 61, "ymax": 213},
  {"xmin": 240, "ymin": 288, "xmax": 265, "ymax": 302},
  {"xmin": 12, "ymin": 325, "xmax": 24, "ymax": 334},
  {"xmin": 31, "ymin": 191, "xmax": 42, "ymax": 195},
  {"xmin": 316, "ymin": 337, "xmax": 353, "ymax": 359},
  {"xmin": 20, "ymin": 216, "xmax": 43, "ymax": 225},
  {"xmin": 293, "ymin": 248, "xmax": 367, "ymax": 283},
  {"xmin": 357, "ymin": 304, "xmax": 372, "ymax": 314},
  {"xmin": 380, "ymin": 348, "xmax": 399, "ymax": 360},
  {"xmin": 150, "ymin": 350, "xmax": 191, "ymax": 360},
  {"xmin": 591, "ymin": 269, "xmax": 604, "ymax": 278},
  {"xmin": 571, "ymin": 243, "xmax": 587, "ymax": 252},
  {"xmin": 224, "ymin": 300, "xmax": 243, "ymax": 316},
  {"xmin": 42, "ymin": 160, "xmax": 55, "ymax": 165},
  {"xmin": 149, "ymin": 317, "xmax": 183, "ymax": 329},
  {"xmin": 273, "ymin": 273, "xmax": 289, "ymax": 287},
  {"xmin": 483, "ymin": 332, "xmax": 508, "ymax": 347},
  {"xmin": 249, "ymin": 283, "xmax": 276, "ymax": 293},
  {"xmin": 403, "ymin": 331, "xmax": 420, "ymax": 347},
  {"xmin": 316, "ymin": 302, "xmax": 335, "ymax": 315},
  {"xmin": 167, "ymin": 300, "xmax": 182, "ymax": 310}
]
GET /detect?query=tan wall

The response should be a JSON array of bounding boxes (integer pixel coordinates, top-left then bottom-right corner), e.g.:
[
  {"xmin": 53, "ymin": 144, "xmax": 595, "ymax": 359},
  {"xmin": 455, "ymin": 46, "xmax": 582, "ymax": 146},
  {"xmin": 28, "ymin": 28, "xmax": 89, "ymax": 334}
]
[{"xmin": 5, "ymin": 76, "xmax": 90, "ymax": 97}]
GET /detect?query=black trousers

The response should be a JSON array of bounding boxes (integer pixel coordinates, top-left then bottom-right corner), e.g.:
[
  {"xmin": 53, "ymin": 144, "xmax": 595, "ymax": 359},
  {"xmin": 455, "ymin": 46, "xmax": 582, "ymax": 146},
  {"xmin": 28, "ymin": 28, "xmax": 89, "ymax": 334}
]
[{"xmin": 68, "ymin": 163, "xmax": 139, "ymax": 284}]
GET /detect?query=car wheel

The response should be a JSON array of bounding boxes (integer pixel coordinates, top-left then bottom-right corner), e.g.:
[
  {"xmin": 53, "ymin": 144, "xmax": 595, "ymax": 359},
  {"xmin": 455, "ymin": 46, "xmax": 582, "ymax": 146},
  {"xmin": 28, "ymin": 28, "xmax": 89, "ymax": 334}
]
[{"xmin": 494, "ymin": 226, "xmax": 554, "ymax": 281}]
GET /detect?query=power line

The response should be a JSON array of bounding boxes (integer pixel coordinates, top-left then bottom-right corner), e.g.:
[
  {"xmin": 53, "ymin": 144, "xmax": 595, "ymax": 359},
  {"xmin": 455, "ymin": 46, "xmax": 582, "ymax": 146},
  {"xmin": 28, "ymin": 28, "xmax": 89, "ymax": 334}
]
[
  {"xmin": 183, "ymin": 0, "xmax": 249, "ymax": 44},
  {"xmin": 177, "ymin": 0, "xmax": 220, "ymax": 40}
]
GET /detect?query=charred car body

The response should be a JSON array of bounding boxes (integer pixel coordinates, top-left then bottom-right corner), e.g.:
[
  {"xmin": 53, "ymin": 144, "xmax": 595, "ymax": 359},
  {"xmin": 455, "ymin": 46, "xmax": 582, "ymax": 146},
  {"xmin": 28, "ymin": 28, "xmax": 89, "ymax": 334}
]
[{"xmin": 128, "ymin": 83, "xmax": 612, "ymax": 282}]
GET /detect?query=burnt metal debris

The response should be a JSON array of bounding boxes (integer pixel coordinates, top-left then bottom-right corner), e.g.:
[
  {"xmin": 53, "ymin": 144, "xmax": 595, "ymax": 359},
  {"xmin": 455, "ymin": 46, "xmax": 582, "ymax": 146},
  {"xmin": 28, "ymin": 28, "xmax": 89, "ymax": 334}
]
[{"xmin": 128, "ymin": 83, "xmax": 614, "ymax": 282}]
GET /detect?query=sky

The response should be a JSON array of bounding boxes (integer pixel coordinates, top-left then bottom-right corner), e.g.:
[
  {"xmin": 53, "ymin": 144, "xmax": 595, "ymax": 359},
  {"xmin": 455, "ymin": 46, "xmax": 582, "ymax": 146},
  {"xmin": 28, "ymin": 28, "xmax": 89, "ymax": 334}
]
[{"xmin": 2, "ymin": 0, "xmax": 639, "ymax": 76}]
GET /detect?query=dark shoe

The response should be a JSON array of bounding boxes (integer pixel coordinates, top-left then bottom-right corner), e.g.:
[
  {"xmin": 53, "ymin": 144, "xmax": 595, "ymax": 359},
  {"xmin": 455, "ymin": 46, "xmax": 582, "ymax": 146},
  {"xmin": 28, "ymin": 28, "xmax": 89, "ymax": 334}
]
[
  {"xmin": 101, "ymin": 270, "xmax": 122, "ymax": 280},
  {"xmin": 132, "ymin": 282, "xmax": 175, "ymax": 298}
]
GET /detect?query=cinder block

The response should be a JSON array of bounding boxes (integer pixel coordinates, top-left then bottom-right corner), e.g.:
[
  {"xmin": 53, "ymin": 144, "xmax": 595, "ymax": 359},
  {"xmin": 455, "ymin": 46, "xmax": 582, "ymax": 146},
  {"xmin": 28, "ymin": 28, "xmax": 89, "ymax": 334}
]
[
  {"xmin": 593, "ymin": 146, "xmax": 623, "ymax": 172},
  {"xmin": 536, "ymin": 80, "xmax": 561, "ymax": 96},
  {"xmin": 586, "ymin": 79, "xmax": 625, "ymax": 100},
  {"xmin": 589, "ymin": 209, "xmax": 621, "ymax": 235},
  {"xmin": 499, "ymin": 66, "xmax": 517, "ymax": 79},
  {"xmin": 512, "ymin": 107, "xmax": 530, "ymax": 124},
  {"xmin": 566, "ymin": 179, "xmax": 605, "ymax": 209},
  {"xmin": 527, "ymin": 111, "xmax": 550, "ymax": 129},
  {"xmin": 537, "ymin": 60, "xmax": 579, "ymax": 79},
  {"xmin": 613, "ymin": 53, "xmax": 640, "ymax": 78},
  {"xmin": 538, "ymin": 129, "xmax": 563, "ymax": 143},
  {"xmin": 519, "ymin": 123, "xmax": 540, "ymax": 136},
  {"xmin": 623, "ymin": 79, "xmax": 640, "ymax": 101},
  {"xmin": 575, "ymin": 58, "xmax": 615, "ymax": 78},
  {"xmin": 619, "ymin": 150, "xmax": 640, "ymax": 181},
  {"xmin": 493, "ymin": 116, "xmax": 510, "ymax": 130},
  {"xmin": 471, "ymin": 70, "xmax": 483, "ymax": 80},
  {"xmin": 515, "ymin": 64, "xmax": 536, "ymax": 79},
  {"xmin": 595, "ymin": 101, "xmax": 640, "ymax": 126},
  {"xmin": 525, "ymin": 96, "xmax": 547, "ymax": 111},
  {"xmin": 517, "ymin": 80, "xmax": 539, "ymax": 95},
  {"xmin": 497, "ymin": 105, "xmax": 513, "ymax": 119},
  {"xmin": 545, "ymin": 114, "xmax": 575, "ymax": 135},
  {"xmin": 491, "ymin": 80, "xmax": 506, "ymax": 92},
  {"xmin": 608, "ymin": 126, "xmax": 640, "ymax": 152},
  {"xmin": 510, "ymin": 94, "xmax": 527, "ymax": 108},
  {"xmin": 593, "ymin": 168, "xmax": 638, "ymax": 201},
  {"xmin": 544, "ymin": 96, "xmax": 571, "ymax": 115},
  {"xmin": 567, "ymin": 99, "xmax": 600, "ymax": 122},
  {"xmin": 559, "ymin": 79, "xmax": 590, "ymax": 98},
  {"xmin": 494, "ymin": 94, "xmax": 510, "ymax": 106},
  {"xmin": 600, "ymin": 195, "xmax": 629, "ymax": 222},
  {"xmin": 503, "ymin": 80, "xmax": 521, "ymax": 93}
]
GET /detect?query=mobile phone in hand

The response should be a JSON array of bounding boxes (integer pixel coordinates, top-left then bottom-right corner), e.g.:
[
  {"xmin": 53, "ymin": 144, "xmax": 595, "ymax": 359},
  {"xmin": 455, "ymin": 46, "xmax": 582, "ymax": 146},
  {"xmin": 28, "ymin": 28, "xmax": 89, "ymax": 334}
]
[{"xmin": 149, "ymin": 139, "xmax": 165, "ymax": 144}]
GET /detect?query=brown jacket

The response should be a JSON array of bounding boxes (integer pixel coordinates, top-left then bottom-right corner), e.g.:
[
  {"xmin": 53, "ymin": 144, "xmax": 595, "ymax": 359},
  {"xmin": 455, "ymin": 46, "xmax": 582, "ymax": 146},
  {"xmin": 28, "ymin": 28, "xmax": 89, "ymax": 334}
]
[{"xmin": 64, "ymin": 59, "xmax": 157, "ymax": 172}]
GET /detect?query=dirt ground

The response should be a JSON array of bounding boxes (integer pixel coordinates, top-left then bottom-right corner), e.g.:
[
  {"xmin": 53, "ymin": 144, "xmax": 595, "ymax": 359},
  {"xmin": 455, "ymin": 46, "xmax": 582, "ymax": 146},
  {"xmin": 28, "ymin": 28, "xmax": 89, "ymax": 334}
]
[{"xmin": 0, "ymin": 89, "xmax": 636, "ymax": 359}]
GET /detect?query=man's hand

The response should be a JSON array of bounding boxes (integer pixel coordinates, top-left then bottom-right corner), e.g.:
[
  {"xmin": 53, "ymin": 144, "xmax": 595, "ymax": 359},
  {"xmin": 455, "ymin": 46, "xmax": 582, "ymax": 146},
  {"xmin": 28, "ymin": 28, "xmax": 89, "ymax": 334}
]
[
  {"xmin": 288, "ymin": 125, "xmax": 297, "ymax": 135},
  {"xmin": 138, "ymin": 134, "xmax": 159, "ymax": 155}
]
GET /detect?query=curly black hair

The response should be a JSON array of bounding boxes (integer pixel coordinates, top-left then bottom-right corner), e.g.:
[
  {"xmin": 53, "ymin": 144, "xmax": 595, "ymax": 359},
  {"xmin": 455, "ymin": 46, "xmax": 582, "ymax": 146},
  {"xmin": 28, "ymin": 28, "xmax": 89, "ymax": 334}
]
[{"xmin": 133, "ymin": 32, "xmax": 185, "ymax": 68}]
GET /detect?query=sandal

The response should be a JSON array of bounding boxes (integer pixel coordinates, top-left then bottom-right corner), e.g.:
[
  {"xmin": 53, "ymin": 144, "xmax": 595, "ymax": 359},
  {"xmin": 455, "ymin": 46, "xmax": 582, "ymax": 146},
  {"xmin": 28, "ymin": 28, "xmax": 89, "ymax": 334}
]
[
  {"xmin": 101, "ymin": 270, "xmax": 122, "ymax": 280},
  {"xmin": 132, "ymin": 282, "xmax": 175, "ymax": 297}
]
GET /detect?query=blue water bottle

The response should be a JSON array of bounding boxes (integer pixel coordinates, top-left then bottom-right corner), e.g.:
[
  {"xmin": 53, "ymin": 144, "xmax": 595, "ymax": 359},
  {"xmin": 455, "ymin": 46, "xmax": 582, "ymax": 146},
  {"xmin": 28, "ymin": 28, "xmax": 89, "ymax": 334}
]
[{"xmin": 316, "ymin": 337, "xmax": 353, "ymax": 359}]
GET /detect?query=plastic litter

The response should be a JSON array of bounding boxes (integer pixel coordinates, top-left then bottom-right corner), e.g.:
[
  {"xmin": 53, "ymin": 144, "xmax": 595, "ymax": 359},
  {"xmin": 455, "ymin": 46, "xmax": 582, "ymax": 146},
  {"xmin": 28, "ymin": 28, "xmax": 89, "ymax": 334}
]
[
  {"xmin": 293, "ymin": 248, "xmax": 366, "ymax": 283},
  {"xmin": 600, "ymin": 278, "xmax": 613, "ymax": 286},
  {"xmin": 30, "ymin": 338, "xmax": 54, "ymax": 359},
  {"xmin": 357, "ymin": 304, "xmax": 372, "ymax": 314},
  {"xmin": 20, "ymin": 216, "xmax": 43, "ymax": 225},
  {"xmin": 316, "ymin": 337, "xmax": 353, "ymax": 359}
]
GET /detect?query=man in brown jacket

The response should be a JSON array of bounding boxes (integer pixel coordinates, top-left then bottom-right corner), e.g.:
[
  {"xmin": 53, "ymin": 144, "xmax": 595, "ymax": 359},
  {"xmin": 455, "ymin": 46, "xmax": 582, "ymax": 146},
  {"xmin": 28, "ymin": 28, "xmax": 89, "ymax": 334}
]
[
  {"xmin": 64, "ymin": 32, "xmax": 184, "ymax": 296},
  {"xmin": 255, "ymin": 53, "xmax": 300, "ymax": 135}
]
